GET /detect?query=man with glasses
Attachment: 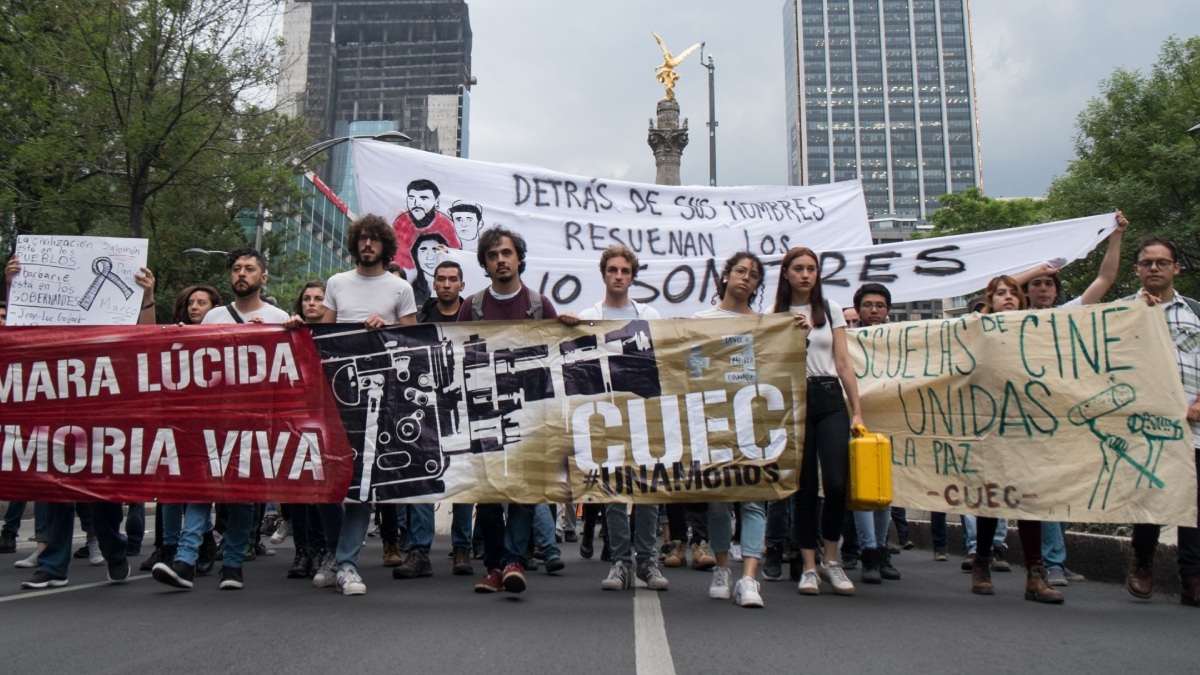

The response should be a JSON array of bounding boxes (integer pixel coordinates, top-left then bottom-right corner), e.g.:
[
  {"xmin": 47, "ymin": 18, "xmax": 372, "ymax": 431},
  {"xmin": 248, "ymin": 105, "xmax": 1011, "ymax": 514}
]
[{"xmin": 1123, "ymin": 235, "xmax": 1200, "ymax": 607}]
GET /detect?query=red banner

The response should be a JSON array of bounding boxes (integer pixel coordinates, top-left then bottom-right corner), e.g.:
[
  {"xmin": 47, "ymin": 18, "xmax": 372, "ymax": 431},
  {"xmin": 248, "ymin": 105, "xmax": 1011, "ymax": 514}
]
[{"xmin": 0, "ymin": 325, "xmax": 353, "ymax": 503}]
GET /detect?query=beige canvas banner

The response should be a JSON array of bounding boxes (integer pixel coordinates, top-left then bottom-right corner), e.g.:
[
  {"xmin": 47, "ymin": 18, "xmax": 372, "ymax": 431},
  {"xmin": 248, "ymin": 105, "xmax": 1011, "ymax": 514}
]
[
  {"xmin": 851, "ymin": 301, "xmax": 1197, "ymax": 526},
  {"xmin": 310, "ymin": 313, "xmax": 806, "ymax": 504}
]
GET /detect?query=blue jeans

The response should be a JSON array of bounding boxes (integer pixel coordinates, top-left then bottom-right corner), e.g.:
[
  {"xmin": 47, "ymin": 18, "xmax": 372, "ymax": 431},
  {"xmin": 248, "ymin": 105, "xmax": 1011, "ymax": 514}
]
[
  {"xmin": 161, "ymin": 503, "xmax": 186, "ymax": 546},
  {"xmin": 125, "ymin": 503, "xmax": 145, "ymax": 549},
  {"xmin": 765, "ymin": 497, "xmax": 792, "ymax": 548},
  {"xmin": 451, "ymin": 504, "xmax": 473, "ymax": 549},
  {"xmin": 931, "ymin": 512, "xmax": 948, "ymax": 551},
  {"xmin": 38, "ymin": 503, "xmax": 126, "ymax": 578},
  {"xmin": 336, "ymin": 502, "xmax": 373, "ymax": 570},
  {"xmin": 1042, "ymin": 521, "xmax": 1068, "ymax": 569},
  {"xmin": 178, "ymin": 504, "xmax": 253, "ymax": 568},
  {"xmin": 606, "ymin": 503, "xmax": 659, "ymax": 566},
  {"xmin": 533, "ymin": 504, "xmax": 561, "ymax": 560},
  {"xmin": 502, "ymin": 504, "xmax": 535, "ymax": 568},
  {"xmin": 853, "ymin": 509, "xmax": 891, "ymax": 550},
  {"xmin": 709, "ymin": 501, "xmax": 766, "ymax": 560},
  {"xmin": 407, "ymin": 504, "xmax": 435, "ymax": 555},
  {"xmin": 962, "ymin": 515, "xmax": 1007, "ymax": 555},
  {"xmin": 3, "ymin": 501, "xmax": 26, "ymax": 535}
]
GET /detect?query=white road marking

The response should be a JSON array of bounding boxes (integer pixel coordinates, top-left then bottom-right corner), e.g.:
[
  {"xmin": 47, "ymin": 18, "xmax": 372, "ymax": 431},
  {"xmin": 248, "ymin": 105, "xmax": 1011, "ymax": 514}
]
[
  {"xmin": 634, "ymin": 579, "xmax": 677, "ymax": 675},
  {"xmin": 0, "ymin": 574, "xmax": 151, "ymax": 603}
]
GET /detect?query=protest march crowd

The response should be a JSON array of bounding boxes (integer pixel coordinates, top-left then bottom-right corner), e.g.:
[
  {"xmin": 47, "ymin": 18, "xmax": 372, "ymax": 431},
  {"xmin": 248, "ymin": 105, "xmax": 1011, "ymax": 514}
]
[{"xmin": 3, "ymin": 206, "xmax": 1200, "ymax": 611}]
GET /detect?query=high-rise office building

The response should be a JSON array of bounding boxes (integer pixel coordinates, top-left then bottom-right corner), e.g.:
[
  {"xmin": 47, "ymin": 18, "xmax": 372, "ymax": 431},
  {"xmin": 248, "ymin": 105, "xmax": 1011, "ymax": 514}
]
[
  {"xmin": 273, "ymin": 0, "xmax": 473, "ymax": 278},
  {"xmin": 783, "ymin": 0, "xmax": 980, "ymax": 225}
]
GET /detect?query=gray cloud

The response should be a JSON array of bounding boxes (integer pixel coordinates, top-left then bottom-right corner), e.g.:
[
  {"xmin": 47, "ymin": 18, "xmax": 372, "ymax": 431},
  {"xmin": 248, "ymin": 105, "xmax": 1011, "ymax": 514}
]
[{"xmin": 467, "ymin": 0, "xmax": 1200, "ymax": 200}]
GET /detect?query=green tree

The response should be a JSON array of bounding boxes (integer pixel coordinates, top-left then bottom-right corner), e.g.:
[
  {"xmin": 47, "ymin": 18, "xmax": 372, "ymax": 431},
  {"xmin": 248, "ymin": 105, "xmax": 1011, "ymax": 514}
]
[
  {"xmin": 1045, "ymin": 35, "xmax": 1200, "ymax": 299},
  {"xmin": 0, "ymin": 0, "xmax": 315, "ymax": 315},
  {"xmin": 922, "ymin": 187, "xmax": 1048, "ymax": 238}
]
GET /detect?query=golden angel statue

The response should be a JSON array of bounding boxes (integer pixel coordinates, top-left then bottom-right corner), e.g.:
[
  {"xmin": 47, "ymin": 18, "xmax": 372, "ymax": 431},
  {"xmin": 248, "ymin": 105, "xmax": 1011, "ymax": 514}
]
[{"xmin": 652, "ymin": 32, "xmax": 702, "ymax": 100}]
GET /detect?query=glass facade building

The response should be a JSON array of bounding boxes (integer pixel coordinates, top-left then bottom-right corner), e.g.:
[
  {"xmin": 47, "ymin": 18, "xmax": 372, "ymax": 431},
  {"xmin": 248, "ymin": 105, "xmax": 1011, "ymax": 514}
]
[
  {"xmin": 783, "ymin": 0, "xmax": 980, "ymax": 222},
  {"xmin": 273, "ymin": 1, "xmax": 473, "ymax": 275}
]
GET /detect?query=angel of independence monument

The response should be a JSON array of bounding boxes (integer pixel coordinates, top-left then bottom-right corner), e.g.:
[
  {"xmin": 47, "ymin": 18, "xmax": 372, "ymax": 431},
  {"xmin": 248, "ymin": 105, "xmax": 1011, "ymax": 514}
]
[{"xmin": 648, "ymin": 33, "xmax": 702, "ymax": 187}]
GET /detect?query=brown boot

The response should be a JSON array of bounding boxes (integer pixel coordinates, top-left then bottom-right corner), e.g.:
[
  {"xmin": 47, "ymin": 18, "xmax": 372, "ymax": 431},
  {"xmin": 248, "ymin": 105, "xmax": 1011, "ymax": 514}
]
[
  {"xmin": 971, "ymin": 555, "xmax": 994, "ymax": 595},
  {"xmin": 1181, "ymin": 575, "xmax": 1200, "ymax": 606},
  {"xmin": 663, "ymin": 540, "xmax": 686, "ymax": 568},
  {"xmin": 1126, "ymin": 558, "xmax": 1154, "ymax": 599},
  {"xmin": 1024, "ymin": 565, "xmax": 1065, "ymax": 604}
]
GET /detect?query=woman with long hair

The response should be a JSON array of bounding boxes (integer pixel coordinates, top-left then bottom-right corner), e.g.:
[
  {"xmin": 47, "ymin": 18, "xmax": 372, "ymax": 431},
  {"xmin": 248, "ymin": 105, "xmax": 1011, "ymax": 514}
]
[
  {"xmin": 970, "ymin": 276, "xmax": 1063, "ymax": 603},
  {"xmin": 773, "ymin": 247, "xmax": 862, "ymax": 597},
  {"xmin": 293, "ymin": 281, "xmax": 327, "ymax": 323},
  {"xmin": 171, "ymin": 286, "xmax": 223, "ymax": 325},
  {"xmin": 693, "ymin": 252, "xmax": 769, "ymax": 608}
]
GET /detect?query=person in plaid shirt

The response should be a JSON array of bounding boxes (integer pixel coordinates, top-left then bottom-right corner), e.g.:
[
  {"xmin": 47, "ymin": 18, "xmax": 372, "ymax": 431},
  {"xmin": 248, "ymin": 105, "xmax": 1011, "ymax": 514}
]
[{"xmin": 1124, "ymin": 235, "xmax": 1200, "ymax": 607}]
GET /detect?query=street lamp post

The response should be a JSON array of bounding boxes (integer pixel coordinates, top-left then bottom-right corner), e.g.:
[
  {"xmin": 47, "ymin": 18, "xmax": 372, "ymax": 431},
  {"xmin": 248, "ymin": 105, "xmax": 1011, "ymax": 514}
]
[
  {"xmin": 700, "ymin": 45, "xmax": 718, "ymax": 187},
  {"xmin": 254, "ymin": 130, "xmax": 413, "ymax": 251}
]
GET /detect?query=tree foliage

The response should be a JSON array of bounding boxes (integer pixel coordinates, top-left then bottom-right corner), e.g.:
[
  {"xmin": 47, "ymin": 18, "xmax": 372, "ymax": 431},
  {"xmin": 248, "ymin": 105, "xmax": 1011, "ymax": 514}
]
[
  {"xmin": 1045, "ymin": 36, "xmax": 1200, "ymax": 299},
  {"xmin": 0, "ymin": 0, "xmax": 315, "ymax": 316},
  {"xmin": 923, "ymin": 187, "xmax": 1049, "ymax": 237}
]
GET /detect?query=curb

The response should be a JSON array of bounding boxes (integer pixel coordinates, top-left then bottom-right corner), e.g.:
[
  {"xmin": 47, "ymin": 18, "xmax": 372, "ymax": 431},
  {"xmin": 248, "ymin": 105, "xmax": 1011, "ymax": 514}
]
[{"xmin": 902, "ymin": 518, "xmax": 1182, "ymax": 595}]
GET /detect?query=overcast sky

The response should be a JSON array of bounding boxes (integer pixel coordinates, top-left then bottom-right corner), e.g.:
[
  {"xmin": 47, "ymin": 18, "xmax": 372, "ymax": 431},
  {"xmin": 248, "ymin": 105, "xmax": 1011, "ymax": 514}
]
[{"xmin": 461, "ymin": 0, "xmax": 1200, "ymax": 199}]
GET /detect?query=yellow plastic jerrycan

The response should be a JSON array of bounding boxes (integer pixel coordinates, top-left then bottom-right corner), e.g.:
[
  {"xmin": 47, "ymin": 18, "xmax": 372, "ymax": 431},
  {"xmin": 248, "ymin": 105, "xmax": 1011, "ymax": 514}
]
[{"xmin": 847, "ymin": 424, "xmax": 893, "ymax": 511}]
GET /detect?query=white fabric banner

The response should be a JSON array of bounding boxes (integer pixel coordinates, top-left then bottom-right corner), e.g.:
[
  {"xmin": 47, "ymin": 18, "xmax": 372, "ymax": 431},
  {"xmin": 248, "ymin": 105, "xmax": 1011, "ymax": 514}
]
[
  {"xmin": 352, "ymin": 140, "xmax": 873, "ymax": 312},
  {"xmin": 813, "ymin": 213, "xmax": 1119, "ymax": 308},
  {"xmin": 352, "ymin": 139, "xmax": 1116, "ymax": 317}
]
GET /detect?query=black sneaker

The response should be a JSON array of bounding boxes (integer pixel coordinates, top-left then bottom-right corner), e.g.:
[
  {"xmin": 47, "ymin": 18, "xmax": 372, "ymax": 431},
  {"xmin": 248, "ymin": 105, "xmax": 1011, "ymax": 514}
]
[
  {"xmin": 20, "ymin": 570, "xmax": 68, "ymax": 589},
  {"xmin": 219, "ymin": 566, "xmax": 244, "ymax": 590},
  {"xmin": 763, "ymin": 545, "xmax": 784, "ymax": 581},
  {"xmin": 991, "ymin": 546, "xmax": 1012, "ymax": 572},
  {"xmin": 73, "ymin": 544, "xmax": 89, "ymax": 559},
  {"xmin": 196, "ymin": 533, "xmax": 216, "ymax": 576},
  {"xmin": 140, "ymin": 547, "xmax": 163, "ymax": 572},
  {"xmin": 287, "ymin": 551, "xmax": 311, "ymax": 579},
  {"xmin": 0, "ymin": 530, "xmax": 16, "ymax": 553},
  {"xmin": 152, "ymin": 560, "xmax": 195, "ymax": 589},
  {"xmin": 107, "ymin": 558, "xmax": 131, "ymax": 584},
  {"xmin": 544, "ymin": 556, "xmax": 565, "ymax": 573}
]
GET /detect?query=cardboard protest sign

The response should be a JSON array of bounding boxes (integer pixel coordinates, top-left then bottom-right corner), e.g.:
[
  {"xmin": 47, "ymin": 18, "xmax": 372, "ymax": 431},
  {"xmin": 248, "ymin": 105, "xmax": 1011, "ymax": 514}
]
[
  {"xmin": 852, "ymin": 302, "xmax": 1198, "ymax": 526},
  {"xmin": 8, "ymin": 235, "xmax": 149, "ymax": 326}
]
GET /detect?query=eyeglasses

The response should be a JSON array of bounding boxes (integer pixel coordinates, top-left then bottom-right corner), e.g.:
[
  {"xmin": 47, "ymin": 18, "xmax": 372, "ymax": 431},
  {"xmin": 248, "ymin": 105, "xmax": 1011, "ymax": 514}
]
[
  {"xmin": 1135, "ymin": 258, "xmax": 1175, "ymax": 270},
  {"xmin": 730, "ymin": 266, "xmax": 762, "ymax": 281},
  {"xmin": 859, "ymin": 302, "xmax": 888, "ymax": 310}
]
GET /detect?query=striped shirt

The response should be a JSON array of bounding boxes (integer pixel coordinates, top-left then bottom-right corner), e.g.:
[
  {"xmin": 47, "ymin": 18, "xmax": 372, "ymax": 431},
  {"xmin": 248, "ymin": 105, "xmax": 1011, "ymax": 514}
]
[{"xmin": 1127, "ymin": 290, "xmax": 1200, "ymax": 446}]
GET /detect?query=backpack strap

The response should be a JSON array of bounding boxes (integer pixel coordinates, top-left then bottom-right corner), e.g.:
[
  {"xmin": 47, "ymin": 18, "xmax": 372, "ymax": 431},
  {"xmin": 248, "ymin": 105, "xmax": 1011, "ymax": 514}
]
[
  {"xmin": 471, "ymin": 290, "xmax": 486, "ymax": 322},
  {"xmin": 1182, "ymin": 295, "xmax": 1200, "ymax": 320},
  {"xmin": 226, "ymin": 303, "xmax": 245, "ymax": 324},
  {"xmin": 527, "ymin": 290, "xmax": 544, "ymax": 319}
]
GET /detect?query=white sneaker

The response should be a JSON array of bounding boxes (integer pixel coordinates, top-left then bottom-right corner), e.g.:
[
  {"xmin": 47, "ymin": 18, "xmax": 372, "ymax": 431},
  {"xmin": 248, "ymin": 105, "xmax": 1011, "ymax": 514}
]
[
  {"xmin": 729, "ymin": 543, "xmax": 743, "ymax": 562},
  {"xmin": 87, "ymin": 538, "xmax": 103, "ymax": 566},
  {"xmin": 336, "ymin": 566, "xmax": 366, "ymax": 596},
  {"xmin": 14, "ymin": 549, "xmax": 40, "ymax": 569},
  {"xmin": 797, "ymin": 569, "xmax": 821, "ymax": 595},
  {"xmin": 270, "ymin": 521, "xmax": 291, "ymax": 545},
  {"xmin": 733, "ymin": 576, "xmax": 764, "ymax": 608},
  {"xmin": 708, "ymin": 565, "xmax": 732, "ymax": 600},
  {"xmin": 311, "ymin": 553, "xmax": 337, "ymax": 588},
  {"xmin": 819, "ymin": 560, "xmax": 856, "ymax": 596}
]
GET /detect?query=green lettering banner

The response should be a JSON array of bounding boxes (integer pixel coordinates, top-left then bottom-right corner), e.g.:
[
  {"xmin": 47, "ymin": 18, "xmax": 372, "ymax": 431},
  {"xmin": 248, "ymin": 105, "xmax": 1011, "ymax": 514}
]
[{"xmin": 852, "ymin": 301, "xmax": 1197, "ymax": 525}]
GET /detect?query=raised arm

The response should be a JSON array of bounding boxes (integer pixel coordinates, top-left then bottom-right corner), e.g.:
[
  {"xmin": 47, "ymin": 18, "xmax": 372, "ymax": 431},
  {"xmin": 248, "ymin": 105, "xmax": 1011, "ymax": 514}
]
[{"xmin": 1078, "ymin": 210, "xmax": 1130, "ymax": 305}]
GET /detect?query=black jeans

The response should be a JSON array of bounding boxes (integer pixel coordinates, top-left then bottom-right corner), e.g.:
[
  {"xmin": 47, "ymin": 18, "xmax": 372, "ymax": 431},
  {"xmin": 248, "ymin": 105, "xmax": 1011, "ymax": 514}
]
[
  {"xmin": 1132, "ymin": 447, "xmax": 1200, "ymax": 577},
  {"xmin": 794, "ymin": 377, "xmax": 850, "ymax": 550}
]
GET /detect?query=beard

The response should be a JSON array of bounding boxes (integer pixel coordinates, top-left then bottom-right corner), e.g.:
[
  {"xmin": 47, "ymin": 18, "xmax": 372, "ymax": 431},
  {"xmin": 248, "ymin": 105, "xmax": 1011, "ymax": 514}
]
[
  {"xmin": 409, "ymin": 208, "xmax": 435, "ymax": 229},
  {"xmin": 232, "ymin": 281, "xmax": 262, "ymax": 299},
  {"xmin": 358, "ymin": 250, "xmax": 381, "ymax": 267}
]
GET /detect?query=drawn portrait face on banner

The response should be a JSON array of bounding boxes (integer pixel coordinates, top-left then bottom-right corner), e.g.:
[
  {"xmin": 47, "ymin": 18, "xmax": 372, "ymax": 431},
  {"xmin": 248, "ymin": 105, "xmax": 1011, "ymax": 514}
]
[{"xmin": 449, "ymin": 202, "xmax": 483, "ymax": 244}]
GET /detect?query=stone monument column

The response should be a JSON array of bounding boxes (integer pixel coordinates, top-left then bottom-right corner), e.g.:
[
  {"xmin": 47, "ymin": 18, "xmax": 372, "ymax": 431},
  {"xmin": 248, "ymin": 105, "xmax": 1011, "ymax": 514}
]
[{"xmin": 648, "ymin": 98, "xmax": 689, "ymax": 186}]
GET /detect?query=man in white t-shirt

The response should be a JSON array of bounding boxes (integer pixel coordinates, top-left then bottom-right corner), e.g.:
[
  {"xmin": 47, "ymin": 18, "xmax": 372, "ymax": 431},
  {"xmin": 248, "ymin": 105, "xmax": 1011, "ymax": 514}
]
[
  {"xmin": 579, "ymin": 246, "xmax": 670, "ymax": 593},
  {"xmin": 153, "ymin": 247, "xmax": 288, "ymax": 593},
  {"xmin": 305, "ymin": 214, "xmax": 417, "ymax": 597}
]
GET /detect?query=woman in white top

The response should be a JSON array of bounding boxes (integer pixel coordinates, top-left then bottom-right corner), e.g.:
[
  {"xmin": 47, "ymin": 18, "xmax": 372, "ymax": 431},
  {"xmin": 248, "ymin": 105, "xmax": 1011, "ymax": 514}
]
[
  {"xmin": 772, "ymin": 246, "xmax": 862, "ymax": 596},
  {"xmin": 693, "ymin": 252, "xmax": 769, "ymax": 608}
]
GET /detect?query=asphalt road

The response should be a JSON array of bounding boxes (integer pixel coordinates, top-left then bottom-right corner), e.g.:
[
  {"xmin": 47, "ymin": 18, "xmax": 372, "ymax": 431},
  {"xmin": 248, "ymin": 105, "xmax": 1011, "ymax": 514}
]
[{"xmin": 1, "ymin": 527, "xmax": 1197, "ymax": 674}]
